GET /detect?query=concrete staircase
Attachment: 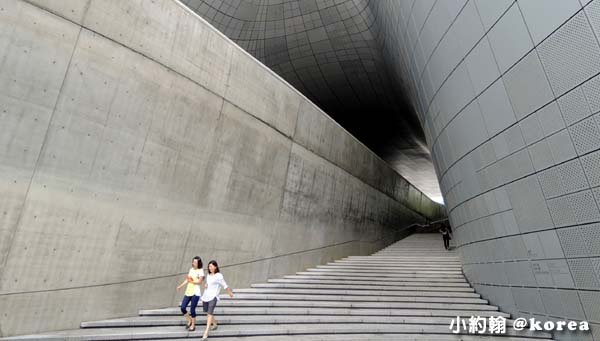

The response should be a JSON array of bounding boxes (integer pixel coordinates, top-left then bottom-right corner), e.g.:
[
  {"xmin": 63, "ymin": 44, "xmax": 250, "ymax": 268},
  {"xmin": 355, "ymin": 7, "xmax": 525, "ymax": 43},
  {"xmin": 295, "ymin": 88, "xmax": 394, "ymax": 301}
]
[{"xmin": 3, "ymin": 234, "xmax": 553, "ymax": 340}]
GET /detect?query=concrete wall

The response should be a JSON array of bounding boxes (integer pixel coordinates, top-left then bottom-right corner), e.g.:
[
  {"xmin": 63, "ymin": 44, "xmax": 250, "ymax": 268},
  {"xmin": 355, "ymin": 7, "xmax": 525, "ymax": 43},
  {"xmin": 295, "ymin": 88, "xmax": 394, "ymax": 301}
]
[
  {"xmin": 371, "ymin": 0, "xmax": 600, "ymax": 339},
  {"xmin": 177, "ymin": 0, "xmax": 441, "ymax": 202},
  {"xmin": 0, "ymin": 0, "xmax": 443, "ymax": 336}
]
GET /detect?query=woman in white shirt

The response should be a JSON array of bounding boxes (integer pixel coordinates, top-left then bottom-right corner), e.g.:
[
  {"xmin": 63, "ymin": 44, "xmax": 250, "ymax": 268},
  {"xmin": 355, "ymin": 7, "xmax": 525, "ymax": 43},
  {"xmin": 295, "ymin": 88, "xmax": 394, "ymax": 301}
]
[
  {"xmin": 176, "ymin": 256, "xmax": 204, "ymax": 331},
  {"xmin": 201, "ymin": 260, "xmax": 233, "ymax": 340}
]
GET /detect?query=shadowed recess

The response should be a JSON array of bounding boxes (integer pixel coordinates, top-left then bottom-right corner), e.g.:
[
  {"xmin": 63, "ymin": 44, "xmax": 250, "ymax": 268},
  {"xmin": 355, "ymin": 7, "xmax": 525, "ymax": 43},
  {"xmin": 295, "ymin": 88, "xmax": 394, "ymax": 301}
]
[{"xmin": 181, "ymin": 0, "xmax": 442, "ymax": 202}]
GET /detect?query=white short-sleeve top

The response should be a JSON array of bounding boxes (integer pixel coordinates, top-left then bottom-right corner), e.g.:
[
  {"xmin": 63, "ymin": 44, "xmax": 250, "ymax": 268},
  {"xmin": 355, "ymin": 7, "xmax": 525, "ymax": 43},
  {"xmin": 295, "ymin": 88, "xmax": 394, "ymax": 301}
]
[{"xmin": 201, "ymin": 273, "xmax": 228, "ymax": 302}]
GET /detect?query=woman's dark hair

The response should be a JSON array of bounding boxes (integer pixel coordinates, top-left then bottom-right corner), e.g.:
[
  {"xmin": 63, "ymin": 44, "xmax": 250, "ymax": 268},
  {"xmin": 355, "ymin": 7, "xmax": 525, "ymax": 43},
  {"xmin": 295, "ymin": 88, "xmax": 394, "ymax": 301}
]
[
  {"xmin": 208, "ymin": 260, "xmax": 220, "ymax": 274},
  {"xmin": 192, "ymin": 256, "xmax": 203, "ymax": 269}
]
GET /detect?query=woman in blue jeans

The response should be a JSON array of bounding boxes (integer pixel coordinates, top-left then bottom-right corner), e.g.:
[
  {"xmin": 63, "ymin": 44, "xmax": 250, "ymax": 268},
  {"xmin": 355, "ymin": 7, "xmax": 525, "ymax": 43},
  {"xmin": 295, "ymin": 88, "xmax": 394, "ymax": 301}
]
[{"xmin": 176, "ymin": 256, "xmax": 204, "ymax": 331}]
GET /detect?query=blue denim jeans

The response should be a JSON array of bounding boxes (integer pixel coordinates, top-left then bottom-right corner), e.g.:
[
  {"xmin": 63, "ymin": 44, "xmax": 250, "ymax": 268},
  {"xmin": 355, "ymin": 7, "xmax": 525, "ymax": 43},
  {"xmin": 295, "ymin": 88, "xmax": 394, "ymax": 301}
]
[{"xmin": 180, "ymin": 295, "xmax": 200, "ymax": 317}]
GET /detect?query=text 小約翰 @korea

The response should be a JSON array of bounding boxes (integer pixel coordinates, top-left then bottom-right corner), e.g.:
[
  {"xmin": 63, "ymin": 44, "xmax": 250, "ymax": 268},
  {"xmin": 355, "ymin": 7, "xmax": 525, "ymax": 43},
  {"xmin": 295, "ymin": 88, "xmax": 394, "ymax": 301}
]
[{"xmin": 449, "ymin": 315, "xmax": 590, "ymax": 334}]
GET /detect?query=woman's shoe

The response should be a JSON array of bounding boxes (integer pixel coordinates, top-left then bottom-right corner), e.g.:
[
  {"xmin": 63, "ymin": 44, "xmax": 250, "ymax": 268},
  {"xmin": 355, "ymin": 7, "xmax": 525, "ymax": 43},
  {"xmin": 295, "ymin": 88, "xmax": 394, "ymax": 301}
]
[
  {"xmin": 210, "ymin": 323, "xmax": 218, "ymax": 331},
  {"xmin": 188, "ymin": 327, "xmax": 196, "ymax": 332}
]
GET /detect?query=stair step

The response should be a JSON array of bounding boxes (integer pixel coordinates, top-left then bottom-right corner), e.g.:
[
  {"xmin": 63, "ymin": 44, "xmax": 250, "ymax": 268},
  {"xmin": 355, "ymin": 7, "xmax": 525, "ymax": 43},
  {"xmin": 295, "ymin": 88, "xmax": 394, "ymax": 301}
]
[
  {"xmin": 5, "ymin": 324, "xmax": 552, "ymax": 340},
  {"xmin": 324, "ymin": 264, "xmax": 463, "ymax": 269},
  {"xmin": 260, "ymin": 281, "xmax": 474, "ymax": 290},
  {"xmin": 139, "ymin": 307, "xmax": 510, "ymax": 318},
  {"xmin": 333, "ymin": 260, "xmax": 462, "ymax": 266},
  {"xmin": 308, "ymin": 271, "xmax": 464, "ymax": 276},
  {"xmin": 234, "ymin": 288, "xmax": 480, "ymax": 298},
  {"xmin": 165, "ymin": 335, "xmax": 551, "ymax": 341},
  {"xmin": 283, "ymin": 275, "xmax": 468, "ymax": 283},
  {"xmin": 139, "ymin": 300, "xmax": 499, "ymax": 311},
  {"xmin": 82, "ymin": 315, "xmax": 523, "ymax": 328},
  {"xmin": 307, "ymin": 268, "xmax": 463, "ymax": 274},
  {"xmin": 217, "ymin": 294, "xmax": 488, "ymax": 304},
  {"xmin": 344, "ymin": 255, "xmax": 459, "ymax": 258}
]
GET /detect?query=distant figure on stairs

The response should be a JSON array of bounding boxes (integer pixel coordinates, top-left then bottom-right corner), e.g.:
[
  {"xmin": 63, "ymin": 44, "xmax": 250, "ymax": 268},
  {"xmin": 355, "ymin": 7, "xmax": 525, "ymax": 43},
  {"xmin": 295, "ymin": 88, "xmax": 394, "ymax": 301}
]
[{"xmin": 439, "ymin": 221, "xmax": 452, "ymax": 250}]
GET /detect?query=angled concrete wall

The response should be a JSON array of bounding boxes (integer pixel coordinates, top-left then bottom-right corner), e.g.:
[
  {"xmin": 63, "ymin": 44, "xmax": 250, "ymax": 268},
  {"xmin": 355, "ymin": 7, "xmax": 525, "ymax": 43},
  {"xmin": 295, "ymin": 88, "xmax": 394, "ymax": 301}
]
[
  {"xmin": 180, "ymin": 0, "xmax": 442, "ymax": 202},
  {"xmin": 372, "ymin": 0, "xmax": 600, "ymax": 339},
  {"xmin": 0, "ymin": 0, "xmax": 443, "ymax": 336}
]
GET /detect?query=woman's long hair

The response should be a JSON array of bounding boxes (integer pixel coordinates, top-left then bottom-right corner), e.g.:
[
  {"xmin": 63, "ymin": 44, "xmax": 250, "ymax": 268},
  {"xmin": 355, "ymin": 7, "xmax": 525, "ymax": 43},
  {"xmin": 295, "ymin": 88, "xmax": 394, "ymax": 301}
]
[
  {"xmin": 192, "ymin": 256, "xmax": 203, "ymax": 269},
  {"xmin": 208, "ymin": 260, "xmax": 220, "ymax": 274}
]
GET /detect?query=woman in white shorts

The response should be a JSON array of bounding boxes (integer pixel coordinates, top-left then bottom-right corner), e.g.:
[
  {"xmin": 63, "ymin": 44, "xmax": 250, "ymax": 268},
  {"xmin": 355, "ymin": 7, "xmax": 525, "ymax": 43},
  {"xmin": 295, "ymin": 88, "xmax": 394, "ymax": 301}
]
[{"xmin": 201, "ymin": 260, "xmax": 233, "ymax": 340}]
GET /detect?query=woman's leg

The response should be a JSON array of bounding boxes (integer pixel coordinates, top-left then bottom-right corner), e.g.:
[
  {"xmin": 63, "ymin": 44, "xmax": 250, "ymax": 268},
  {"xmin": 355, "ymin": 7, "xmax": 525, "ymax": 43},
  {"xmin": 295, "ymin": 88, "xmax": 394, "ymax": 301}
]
[
  {"xmin": 203, "ymin": 314, "xmax": 213, "ymax": 338},
  {"xmin": 203, "ymin": 298, "xmax": 218, "ymax": 338},
  {"xmin": 189, "ymin": 296, "xmax": 200, "ymax": 330},
  {"xmin": 180, "ymin": 295, "xmax": 190, "ymax": 314},
  {"xmin": 180, "ymin": 296, "xmax": 192, "ymax": 327},
  {"xmin": 211, "ymin": 298, "xmax": 218, "ymax": 329}
]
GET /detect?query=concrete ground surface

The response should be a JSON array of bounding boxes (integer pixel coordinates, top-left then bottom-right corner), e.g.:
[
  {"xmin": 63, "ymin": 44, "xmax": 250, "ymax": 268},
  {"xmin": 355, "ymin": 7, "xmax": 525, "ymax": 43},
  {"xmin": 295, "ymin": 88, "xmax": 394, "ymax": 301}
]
[{"xmin": 1, "ymin": 234, "xmax": 554, "ymax": 340}]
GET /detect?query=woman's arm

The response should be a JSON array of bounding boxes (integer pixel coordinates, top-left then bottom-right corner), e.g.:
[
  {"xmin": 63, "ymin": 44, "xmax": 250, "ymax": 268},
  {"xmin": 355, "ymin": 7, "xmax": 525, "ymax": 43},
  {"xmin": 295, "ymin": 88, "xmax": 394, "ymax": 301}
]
[
  {"xmin": 192, "ymin": 275, "xmax": 204, "ymax": 284},
  {"xmin": 225, "ymin": 287, "xmax": 234, "ymax": 298},
  {"xmin": 220, "ymin": 275, "xmax": 234, "ymax": 298},
  {"xmin": 176, "ymin": 278, "xmax": 188, "ymax": 290}
]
